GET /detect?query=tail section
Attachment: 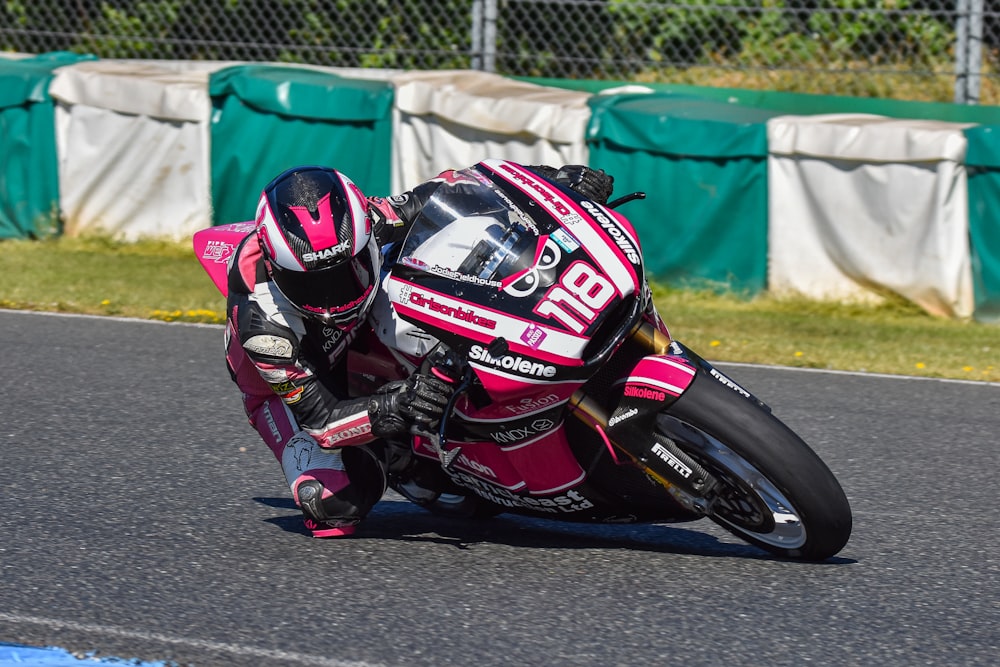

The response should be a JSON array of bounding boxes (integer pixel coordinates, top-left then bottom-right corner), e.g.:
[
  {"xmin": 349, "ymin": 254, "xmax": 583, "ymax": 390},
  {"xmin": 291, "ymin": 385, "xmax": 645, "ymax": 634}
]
[{"xmin": 192, "ymin": 222, "xmax": 256, "ymax": 297}]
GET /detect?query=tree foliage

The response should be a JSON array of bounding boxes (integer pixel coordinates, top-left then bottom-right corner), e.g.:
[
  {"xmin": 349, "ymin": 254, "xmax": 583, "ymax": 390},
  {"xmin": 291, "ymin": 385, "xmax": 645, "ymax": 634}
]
[{"xmin": 0, "ymin": 0, "xmax": 959, "ymax": 77}]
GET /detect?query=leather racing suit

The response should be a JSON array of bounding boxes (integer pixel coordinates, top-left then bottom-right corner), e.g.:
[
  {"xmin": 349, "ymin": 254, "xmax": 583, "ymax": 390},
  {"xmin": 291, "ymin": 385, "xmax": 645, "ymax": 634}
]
[{"xmin": 224, "ymin": 164, "xmax": 614, "ymax": 537}]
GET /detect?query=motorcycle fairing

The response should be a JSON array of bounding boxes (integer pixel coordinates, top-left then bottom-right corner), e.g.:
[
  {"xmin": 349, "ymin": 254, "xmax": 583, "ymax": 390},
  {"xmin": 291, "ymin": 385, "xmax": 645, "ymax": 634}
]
[
  {"xmin": 413, "ymin": 425, "xmax": 586, "ymax": 496},
  {"xmin": 478, "ymin": 160, "xmax": 644, "ymax": 285},
  {"xmin": 388, "ymin": 160, "xmax": 645, "ymax": 383},
  {"xmin": 192, "ymin": 221, "xmax": 256, "ymax": 297},
  {"xmin": 388, "ymin": 277, "xmax": 588, "ymax": 368},
  {"xmin": 451, "ymin": 382, "xmax": 576, "ymax": 422},
  {"xmin": 381, "ymin": 161, "xmax": 659, "ymax": 510},
  {"xmin": 442, "ymin": 401, "xmax": 567, "ymax": 446}
]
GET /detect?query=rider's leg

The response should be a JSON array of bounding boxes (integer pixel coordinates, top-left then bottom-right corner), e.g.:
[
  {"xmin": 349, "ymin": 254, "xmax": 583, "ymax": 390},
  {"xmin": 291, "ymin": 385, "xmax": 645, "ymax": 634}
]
[
  {"xmin": 230, "ymin": 346, "xmax": 385, "ymax": 537},
  {"xmin": 246, "ymin": 394, "xmax": 386, "ymax": 537}
]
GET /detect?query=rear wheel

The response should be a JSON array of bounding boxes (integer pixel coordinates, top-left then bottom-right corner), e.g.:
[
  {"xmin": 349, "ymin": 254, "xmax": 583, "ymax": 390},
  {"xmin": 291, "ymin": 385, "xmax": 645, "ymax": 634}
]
[
  {"xmin": 395, "ymin": 478, "xmax": 503, "ymax": 519},
  {"xmin": 659, "ymin": 370, "xmax": 852, "ymax": 560},
  {"xmin": 388, "ymin": 450, "xmax": 504, "ymax": 520}
]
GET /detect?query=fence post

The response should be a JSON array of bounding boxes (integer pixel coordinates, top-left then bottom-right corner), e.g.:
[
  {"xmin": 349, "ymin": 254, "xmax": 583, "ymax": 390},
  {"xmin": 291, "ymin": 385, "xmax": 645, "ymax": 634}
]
[
  {"xmin": 483, "ymin": 0, "xmax": 497, "ymax": 73},
  {"xmin": 471, "ymin": 0, "xmax": 483, "ymax": 70},
  {"xmin": 470, "ymin": 0, "xmax": 497, "ymax": 72},
  {"xmin": 955, "ymin": 0, "xmax": 984, "ymax": 104}
]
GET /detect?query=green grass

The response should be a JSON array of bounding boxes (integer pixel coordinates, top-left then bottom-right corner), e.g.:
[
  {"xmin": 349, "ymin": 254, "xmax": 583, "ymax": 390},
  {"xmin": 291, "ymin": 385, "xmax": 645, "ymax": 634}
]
[
  {"xmin": 1, "ymin": 235, "xmax": 996, "ymax": 383},
  {"xmin": 650, "ymin": 284, "xmax": 998, "ymax": 383},
  {"xmin": 0, "ymin": 236, "xmax": 226, "ymax": 323}
]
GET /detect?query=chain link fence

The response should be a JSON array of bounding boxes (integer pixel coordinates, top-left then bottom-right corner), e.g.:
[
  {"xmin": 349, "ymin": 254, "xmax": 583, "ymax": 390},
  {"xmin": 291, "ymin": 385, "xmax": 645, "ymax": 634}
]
[{"xmin": 2, "ymin": 1, "xmax": 998, "ymax": 103}]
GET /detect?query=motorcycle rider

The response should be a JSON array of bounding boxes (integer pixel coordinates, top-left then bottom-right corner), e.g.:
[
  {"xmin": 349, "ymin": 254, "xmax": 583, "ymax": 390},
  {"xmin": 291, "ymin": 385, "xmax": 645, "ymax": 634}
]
[{"xmin": 225, "ymin": 162, "xmax": 615, "ymax": 537}]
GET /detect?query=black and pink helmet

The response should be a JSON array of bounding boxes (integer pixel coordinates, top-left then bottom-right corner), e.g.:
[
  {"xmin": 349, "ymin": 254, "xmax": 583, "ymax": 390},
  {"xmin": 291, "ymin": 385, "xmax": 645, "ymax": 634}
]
[{"xmin": 255, "ymin": 166, "xmax": 379, "ymax": 328}]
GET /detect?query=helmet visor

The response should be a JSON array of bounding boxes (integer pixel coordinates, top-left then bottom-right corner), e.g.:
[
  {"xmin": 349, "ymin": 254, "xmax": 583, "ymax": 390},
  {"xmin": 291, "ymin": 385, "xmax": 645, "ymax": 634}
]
[{"xmin": 270, "ymin": 242, "xmax": 377, "ymax": 326}]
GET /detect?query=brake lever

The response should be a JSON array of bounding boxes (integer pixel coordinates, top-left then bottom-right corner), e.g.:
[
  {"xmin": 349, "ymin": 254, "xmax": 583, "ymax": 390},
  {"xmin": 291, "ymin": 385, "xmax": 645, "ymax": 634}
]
[
  {"xmin": 416, "ymin": 344, "xmax": 473, "ymax": 470},
  {"xmin": 606, "ymin": 191, "xmax": 646, "ymax": 209}
]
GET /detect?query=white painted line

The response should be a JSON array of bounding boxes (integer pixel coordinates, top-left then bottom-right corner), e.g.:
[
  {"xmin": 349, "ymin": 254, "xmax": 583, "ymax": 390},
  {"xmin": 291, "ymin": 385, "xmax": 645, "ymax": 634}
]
[
  {"xmin": 0, "ymin": 307, "xmax": 224, "ymax": 328},
  {"xmin": 0, "ymin": 612, "xmax": 385, "ymax": 667},
  {"xmin": 714, "ymin": 360, "xmax": 999, "ymax": 388}
]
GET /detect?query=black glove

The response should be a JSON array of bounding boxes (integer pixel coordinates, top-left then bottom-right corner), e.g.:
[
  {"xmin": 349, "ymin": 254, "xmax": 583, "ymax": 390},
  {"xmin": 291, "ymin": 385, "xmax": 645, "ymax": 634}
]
[
  {"xmin": 554, "ymin": 165, "xmax": 615, "ymax": 204},
  {"xmin": 526, "ymin": 164, "xmax": 559, "ymax": 180},
  {"xmin": 368, "ymin": 372, "xmax": 454, "ymax": 438}
]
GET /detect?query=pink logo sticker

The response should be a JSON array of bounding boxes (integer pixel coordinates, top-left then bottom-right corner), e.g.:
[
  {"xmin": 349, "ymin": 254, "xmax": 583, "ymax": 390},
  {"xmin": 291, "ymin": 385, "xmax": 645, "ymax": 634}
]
[
  {"xmin": 202, "ymin": 240, "xmax": 235, "ymax": 264},
  {"xmin": 520, "ymin": 323, "xmax": 547, "ymax": 349}
]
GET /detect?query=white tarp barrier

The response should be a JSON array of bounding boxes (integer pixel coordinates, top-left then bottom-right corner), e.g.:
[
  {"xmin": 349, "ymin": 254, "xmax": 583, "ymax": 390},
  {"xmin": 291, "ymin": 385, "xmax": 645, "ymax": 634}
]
[
  {"xmin": 390, "ymin": 70, "xmax": 592, "ymax": 192},
  {"xmin": 767, "ymin": 113, "xmax": 976, "ymax": 318},
  {"xmin": 49, "ymin": 60, "xmax": 230, "ymax": 241},
  {"xmin": 303, "ymin": 65, "xmax": 402, "ymax": 81}
]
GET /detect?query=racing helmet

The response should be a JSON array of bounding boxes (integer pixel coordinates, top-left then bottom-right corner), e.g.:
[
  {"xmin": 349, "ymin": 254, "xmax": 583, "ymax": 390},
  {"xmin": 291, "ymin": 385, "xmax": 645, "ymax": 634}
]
[{"xmin": 255, "ymin": 166, "xmax": 380, "ymax": 328}]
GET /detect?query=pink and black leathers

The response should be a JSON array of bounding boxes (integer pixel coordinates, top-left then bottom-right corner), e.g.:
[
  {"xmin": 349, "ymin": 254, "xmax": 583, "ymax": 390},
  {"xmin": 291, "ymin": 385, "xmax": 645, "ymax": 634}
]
[{"xmin": 218, "ymin": 164, "xmax": 616, "ymax": 537}]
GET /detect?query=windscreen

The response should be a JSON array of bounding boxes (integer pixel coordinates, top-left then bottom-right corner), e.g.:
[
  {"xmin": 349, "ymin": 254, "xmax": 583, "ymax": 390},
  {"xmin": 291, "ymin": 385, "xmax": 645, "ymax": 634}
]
[{"xmin": 398, "ymin": 170, "xmax": 548, "ymax": 287}]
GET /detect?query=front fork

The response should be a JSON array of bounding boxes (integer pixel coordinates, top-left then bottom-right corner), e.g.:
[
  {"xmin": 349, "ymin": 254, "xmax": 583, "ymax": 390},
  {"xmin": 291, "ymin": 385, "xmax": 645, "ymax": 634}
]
[{"xmin": 567, "ymin": 322, "xmax": 722, "ymax": 513}]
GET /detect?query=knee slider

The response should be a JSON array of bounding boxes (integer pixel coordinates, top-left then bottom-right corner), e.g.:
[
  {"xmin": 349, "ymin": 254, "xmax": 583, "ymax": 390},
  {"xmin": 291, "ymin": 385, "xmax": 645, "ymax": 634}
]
[{"xmin": 296, "ymin": 479, "xmax": 364, "ymax": 524}]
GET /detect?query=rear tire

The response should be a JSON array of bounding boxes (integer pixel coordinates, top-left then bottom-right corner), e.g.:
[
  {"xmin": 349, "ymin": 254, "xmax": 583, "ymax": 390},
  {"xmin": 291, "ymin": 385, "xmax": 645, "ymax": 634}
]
[
  {"xmin": 395, "ymin": 479, "xmax": 504, "ymax": 519},
  {"xmin": 660, "ymin": 369, "xmax": 852, "ymax": 560},
  {"xmin": 389, "ymin": 453, "xmax": 504, "ymax": 520}
]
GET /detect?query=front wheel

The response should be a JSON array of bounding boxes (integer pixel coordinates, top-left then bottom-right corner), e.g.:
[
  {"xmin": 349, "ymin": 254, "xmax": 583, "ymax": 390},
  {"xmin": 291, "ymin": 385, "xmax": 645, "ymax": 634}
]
[{"xmin": 659, "ymin": 370, "xmax": 852, "ymax": 561}]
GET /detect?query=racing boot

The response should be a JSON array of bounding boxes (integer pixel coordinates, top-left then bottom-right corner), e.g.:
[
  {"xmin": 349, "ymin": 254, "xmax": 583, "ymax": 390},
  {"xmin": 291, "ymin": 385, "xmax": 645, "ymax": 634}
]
[
  {"xmin": 284, "ymin": 433, "xmax": 386, "ymax": 537},
  {"xmin": 294, "ymin": 477, "xmax": 359, "ymax": 538}
]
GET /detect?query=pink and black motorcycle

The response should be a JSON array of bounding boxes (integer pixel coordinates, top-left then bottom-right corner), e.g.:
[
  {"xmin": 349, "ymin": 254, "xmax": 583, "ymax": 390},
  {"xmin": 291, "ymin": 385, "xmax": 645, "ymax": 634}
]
[{"xmin": 195, "ymin": 159, "xmax": 852, "ymax": 561}]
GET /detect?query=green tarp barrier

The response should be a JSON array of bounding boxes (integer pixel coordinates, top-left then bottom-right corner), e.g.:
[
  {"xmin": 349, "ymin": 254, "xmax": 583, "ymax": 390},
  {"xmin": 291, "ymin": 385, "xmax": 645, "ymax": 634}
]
[
  {"xmin": 963, "ymin": 126, "xmax": 1000, "ymax": 323},
  {"xmin": 0, "ymin": 52, "xmax": 94, "ymax": 238},
  {"xmin": 586, "ymin": 93, "xmax": 780, "ymax": 292},
  {"xmin": 209, "ymin": 65, "xmax": 394, "ymax": 225},
  {"xmin": 523, "ymin": 77, "xmax": 1000, "ymax": 124}
]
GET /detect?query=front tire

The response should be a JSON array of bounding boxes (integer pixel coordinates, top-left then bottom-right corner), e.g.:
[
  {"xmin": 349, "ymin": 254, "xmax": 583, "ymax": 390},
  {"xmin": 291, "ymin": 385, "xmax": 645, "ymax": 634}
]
[{"xmin": 660, "ymin": 369, "xmax": 852, "ymax": 560}]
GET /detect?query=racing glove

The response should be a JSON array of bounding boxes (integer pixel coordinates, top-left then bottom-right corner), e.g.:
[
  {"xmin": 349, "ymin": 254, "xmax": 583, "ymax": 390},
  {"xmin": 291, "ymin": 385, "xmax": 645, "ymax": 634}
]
[
  {"xmin": 368, "ymin": 372, "xmax": 454, "ymax": 438},
  {"xmin": 554, "ymin": 165, "xmax": 615, "ymax": 204}
]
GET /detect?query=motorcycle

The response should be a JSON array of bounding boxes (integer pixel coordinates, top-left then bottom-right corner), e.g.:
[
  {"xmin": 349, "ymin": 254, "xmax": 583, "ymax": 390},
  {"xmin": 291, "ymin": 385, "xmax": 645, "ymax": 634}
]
[{"xmin": 194, "ymin": 159, "xmax": 852, "ymax": 561}]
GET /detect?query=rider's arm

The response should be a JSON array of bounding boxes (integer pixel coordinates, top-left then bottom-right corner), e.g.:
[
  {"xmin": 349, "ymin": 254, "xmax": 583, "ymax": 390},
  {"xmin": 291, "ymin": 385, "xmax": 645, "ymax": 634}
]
[
  {"xmin": 233, "ymin": 294, "xmax": 451, "ymax": 448},
  {"xmin": 227, "ymin": 235, "xmax": 451, "ymax": 449},
  {"xmin": 367, "ymin": 179, "xmax": 442, "ymax": 247},
  {"xmin": 232, "ymin": 294, "xmax": 379, "ymax": 448},
  {"xmin": 224, "ymin": 238, "xmax": 371, "ymax": 448}
]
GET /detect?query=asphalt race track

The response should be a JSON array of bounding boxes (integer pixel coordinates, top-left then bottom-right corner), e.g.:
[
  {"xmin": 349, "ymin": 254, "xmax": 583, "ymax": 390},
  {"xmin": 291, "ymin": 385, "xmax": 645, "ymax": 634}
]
[{"xmin": 1, "ymin": 309, "xmax": 997, "ymax": 667}]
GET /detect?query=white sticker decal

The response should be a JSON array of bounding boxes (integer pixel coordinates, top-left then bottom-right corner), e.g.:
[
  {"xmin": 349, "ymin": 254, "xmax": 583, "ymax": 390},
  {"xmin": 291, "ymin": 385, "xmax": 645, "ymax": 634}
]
[{"xmin": 244, "ymin": 335, "xmax": 293, "ymax": 359}]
